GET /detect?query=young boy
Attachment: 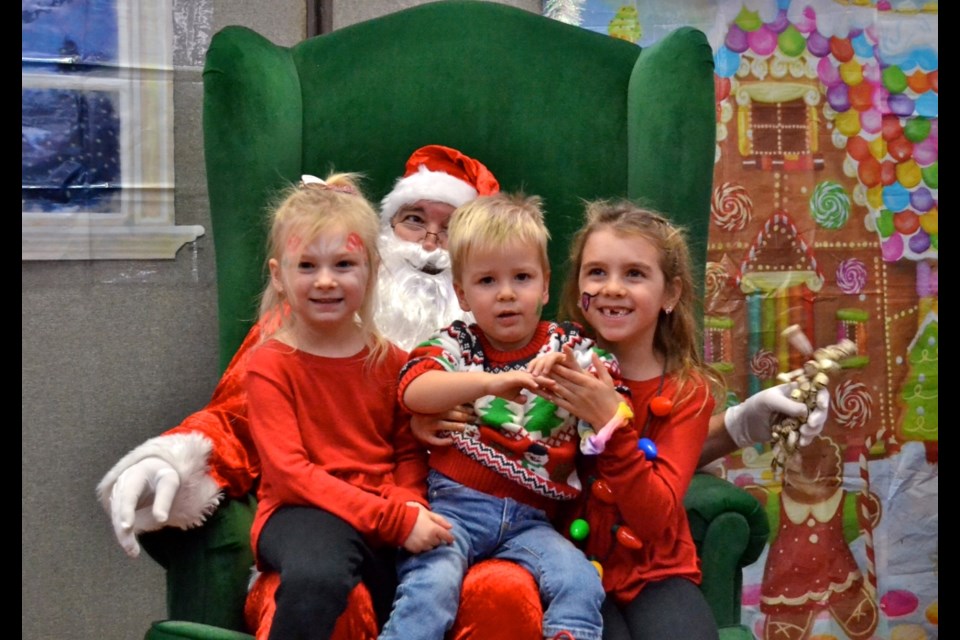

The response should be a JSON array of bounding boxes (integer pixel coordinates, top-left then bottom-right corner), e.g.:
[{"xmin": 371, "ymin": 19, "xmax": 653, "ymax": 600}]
[{"xmin": 378, "ymin": 193, "xmax": 609, "ymax": 640}]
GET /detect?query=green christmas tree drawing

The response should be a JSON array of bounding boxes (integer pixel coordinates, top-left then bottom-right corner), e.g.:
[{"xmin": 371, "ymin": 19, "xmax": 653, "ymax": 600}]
[
  {"xmin": 899, "ymin": 312, "xmax": 938, "ymax": 442},
  {"xmin": 480, "ymin": 396, "xmax": 519, "ymax": 430},
  {"xmin": 608, "ymin": 5, "xmax": 642, "ymax": 43},
  {"xmin": 524, "ymin": 396, "xmax": 565, "ymax": 438}
]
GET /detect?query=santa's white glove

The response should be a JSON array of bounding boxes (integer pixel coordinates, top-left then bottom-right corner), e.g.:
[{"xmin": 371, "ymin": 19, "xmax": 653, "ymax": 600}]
[
  {"xmin": 723, "ymin": 383, "xmax": 829, "ymax": 449},
  {"xmin": 109, "ymin": 456, "xmax": 181, "ymax": 558}
]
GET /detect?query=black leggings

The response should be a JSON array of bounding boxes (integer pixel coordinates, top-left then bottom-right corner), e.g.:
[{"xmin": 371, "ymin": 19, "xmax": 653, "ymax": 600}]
[
  {"xmin": 601, "ymin": 577, "xmax": 719, "ymax": 640},
  {"xmin": 257, "ymin": 506, "xmax": 398, "ymax": 640}
]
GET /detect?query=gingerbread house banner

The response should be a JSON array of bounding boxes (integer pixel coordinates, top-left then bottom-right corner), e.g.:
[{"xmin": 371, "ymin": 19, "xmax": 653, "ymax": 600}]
[{"xmin": 553, "ymin": 1, "xmax": 938, "ymax": 638}]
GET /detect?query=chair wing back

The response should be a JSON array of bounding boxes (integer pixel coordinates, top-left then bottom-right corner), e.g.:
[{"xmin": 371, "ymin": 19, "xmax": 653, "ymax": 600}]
[{"xmin": 203, "ymin": 0, "xmax": 715, "ymax": 370}]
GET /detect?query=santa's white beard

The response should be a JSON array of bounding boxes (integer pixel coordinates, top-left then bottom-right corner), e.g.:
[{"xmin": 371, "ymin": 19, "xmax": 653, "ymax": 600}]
[{"xmin": 375, "ymin": 229, "xmax": 471, "ymax": 351}]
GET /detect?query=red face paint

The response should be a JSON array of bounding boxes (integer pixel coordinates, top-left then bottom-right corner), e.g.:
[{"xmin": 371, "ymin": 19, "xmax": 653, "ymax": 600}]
[
  {"xmin": 581, "ymin": 291, "xmax": 597, "ymax": 311},
  {"xmin": 285, "ymin": 233, "xmax": 303, "ymax": 252},
  {"xmin": 344, "ymin": 232, "xmax": 364, "ymax": 254}
]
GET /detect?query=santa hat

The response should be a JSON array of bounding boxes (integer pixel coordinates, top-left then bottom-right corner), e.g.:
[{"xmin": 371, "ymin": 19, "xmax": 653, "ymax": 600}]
[{"xmin": 380, "ymin": 145, "xmax": 500, "ymax": 223}]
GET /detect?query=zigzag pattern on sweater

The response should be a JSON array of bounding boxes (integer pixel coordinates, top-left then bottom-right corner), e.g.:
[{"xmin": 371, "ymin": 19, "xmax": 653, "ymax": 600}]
[{"xmin": 451, "ymin": 431, "xmax": 579, "ymax": 501}]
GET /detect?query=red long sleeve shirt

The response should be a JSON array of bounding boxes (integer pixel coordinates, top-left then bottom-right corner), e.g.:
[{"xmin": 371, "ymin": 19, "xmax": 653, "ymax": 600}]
[
  {"xmin": 245, "ymin": 340, "xmax": 428, "ymax": 559},
  {"xmin": 572, "ymin": 373, "xmax": 713, "ymax": 604}
]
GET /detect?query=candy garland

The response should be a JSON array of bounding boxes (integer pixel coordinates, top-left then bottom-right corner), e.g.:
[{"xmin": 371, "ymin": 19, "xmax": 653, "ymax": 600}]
[{"xmin": 769, "ymin": 325, "xmax": 858, "ymax": 471}]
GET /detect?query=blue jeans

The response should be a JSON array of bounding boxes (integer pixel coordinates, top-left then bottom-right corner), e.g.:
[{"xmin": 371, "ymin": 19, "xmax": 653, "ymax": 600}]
[{"xmin": 379, "ymin": 470, "xmax": 604, "ymax": 640}]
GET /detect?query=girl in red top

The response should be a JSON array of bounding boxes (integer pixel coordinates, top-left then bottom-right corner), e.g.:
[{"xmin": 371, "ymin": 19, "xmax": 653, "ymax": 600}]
[
  {"xmin": 545, "ymin": 201, "xmax": 723, "ymax": 640},
  {"xmin": 245, "ymin": 173, "xmax": 453, "ymax": 640}
]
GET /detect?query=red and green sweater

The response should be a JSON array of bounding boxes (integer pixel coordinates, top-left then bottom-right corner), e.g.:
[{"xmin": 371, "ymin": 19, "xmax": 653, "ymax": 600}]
[{"xmin": 398, "ymin": 320, "xmax": 618, "ymax": 516}]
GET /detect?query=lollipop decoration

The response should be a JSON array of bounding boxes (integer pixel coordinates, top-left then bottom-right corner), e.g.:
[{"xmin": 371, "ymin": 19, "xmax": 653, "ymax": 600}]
[{"xmin": 770, "ymin": 325, "xmax": 857, "ymax": 471}]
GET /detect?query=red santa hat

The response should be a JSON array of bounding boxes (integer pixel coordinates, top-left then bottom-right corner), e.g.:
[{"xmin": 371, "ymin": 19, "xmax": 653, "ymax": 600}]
[{"xmin": 380, "ymin": 145, "xmax": 500, "ymax": 223}]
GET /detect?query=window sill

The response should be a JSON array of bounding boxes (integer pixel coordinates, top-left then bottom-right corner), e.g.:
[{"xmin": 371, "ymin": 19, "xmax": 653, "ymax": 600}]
[{"xmin": 22, "ymin": 223, "xmax": 205, "ymax": 260}]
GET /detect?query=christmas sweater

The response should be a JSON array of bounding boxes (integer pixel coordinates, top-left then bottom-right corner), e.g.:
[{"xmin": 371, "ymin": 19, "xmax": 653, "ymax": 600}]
[{"xmin": 398, "ymin": 320, "xmax": 620, "ymax": 514}]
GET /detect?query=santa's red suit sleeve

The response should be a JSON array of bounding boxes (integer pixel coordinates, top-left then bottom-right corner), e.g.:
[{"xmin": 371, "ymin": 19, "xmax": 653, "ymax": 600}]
[{"xmin": 97, "ymin": 322, "xmax": 265, "ymax": 531}]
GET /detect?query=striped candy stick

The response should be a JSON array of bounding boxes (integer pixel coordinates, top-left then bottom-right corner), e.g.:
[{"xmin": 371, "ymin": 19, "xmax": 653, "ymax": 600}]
[{"xmin": 857, "ymin": 427, "xmax": 887, "ymax": 600}]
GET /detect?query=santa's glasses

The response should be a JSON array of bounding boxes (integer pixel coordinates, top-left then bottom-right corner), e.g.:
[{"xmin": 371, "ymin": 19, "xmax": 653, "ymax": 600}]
[{"xmin": 392, "ymin": 219, "xmax": 448, "ymax": 245}]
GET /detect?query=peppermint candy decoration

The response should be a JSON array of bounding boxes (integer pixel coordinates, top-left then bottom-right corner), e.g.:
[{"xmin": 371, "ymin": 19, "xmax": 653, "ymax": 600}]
[
  {"xmin": 711, "ymin": 182, "xmax": 753, "ymax": 231},
  {"xmin": 832, "ymin": 379, "xmax": 873, "ymax": 430},
  {"xmin": 750, "ymin": 349, "xmax": 779, "ymax": 380},
  {"xmin": 836, "ymin": 258, "xmax": 867, "ymax": 295}
]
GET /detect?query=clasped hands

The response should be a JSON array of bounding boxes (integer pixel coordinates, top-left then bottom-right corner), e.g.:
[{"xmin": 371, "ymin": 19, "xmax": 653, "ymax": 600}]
[{"xmin": 410, "ymin": 346, "xmax": 621, "ymax": 446}]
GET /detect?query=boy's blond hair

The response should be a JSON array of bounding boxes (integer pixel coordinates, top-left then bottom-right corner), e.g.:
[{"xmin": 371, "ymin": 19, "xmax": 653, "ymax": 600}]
[{"xmin": 447, "ymin": 192, "xmax": 551, "ymax": 284}]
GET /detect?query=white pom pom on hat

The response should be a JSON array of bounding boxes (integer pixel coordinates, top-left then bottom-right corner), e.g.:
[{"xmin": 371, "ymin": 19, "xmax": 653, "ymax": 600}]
[{"xmin": 380, "ymin": 145, "xmax": 500, "ymax": 222}]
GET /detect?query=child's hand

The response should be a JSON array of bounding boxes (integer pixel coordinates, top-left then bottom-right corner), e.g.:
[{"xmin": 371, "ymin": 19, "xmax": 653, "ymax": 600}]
[
  {"xmin": 485, "ymin": 371, "xmax": 546, "ymax": 402},
  {"xmin": 402, "ymin": 503, "xmax": 454, "ymax": 553},
  {"xmin": 410, "ymin": 404, "xmax": 476, "ymax": 447},
  {"xmin": 547, "ymin": 351, "xmax": 623, "ymax": 427},
  {"xmin": 526, "ymin": 351, "xmax": 567, "ymax": 377}
]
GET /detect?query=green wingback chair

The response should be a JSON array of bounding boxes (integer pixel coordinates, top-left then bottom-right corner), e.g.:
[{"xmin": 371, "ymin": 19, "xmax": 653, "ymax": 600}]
[{"xmin": 143, "ymin": 2, "xmax": 768, "ymax": 639}]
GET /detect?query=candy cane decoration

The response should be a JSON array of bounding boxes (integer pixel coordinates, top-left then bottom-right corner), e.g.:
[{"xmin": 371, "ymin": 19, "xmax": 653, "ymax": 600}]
[{"xmin": 858, "ymin": 427, "xmax": 886, "ymax": 601}]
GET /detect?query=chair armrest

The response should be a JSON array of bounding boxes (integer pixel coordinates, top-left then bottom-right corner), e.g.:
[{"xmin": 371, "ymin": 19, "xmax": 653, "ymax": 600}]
[
  {"xmin": 684, "ymin": 473, "xmax": 769, "ymax": 629},
  {"xmin": 141, "ymin": 495, "xmax": 257, "ymax": 632},
  {"xmin": 145, "ymin": 620, "xmax": 255, "ymax": 640}
]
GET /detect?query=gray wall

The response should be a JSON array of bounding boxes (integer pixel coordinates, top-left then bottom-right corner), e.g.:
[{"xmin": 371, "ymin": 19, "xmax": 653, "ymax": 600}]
[{"xmin": 21, "ymin": 1, "xmax": 537, "ymax": 638}]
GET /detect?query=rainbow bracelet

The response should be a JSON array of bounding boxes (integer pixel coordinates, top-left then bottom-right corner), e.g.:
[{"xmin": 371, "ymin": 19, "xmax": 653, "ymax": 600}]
[{"xmin": 584, "ymin": 401, "xmax": 634, "ymax": 454}]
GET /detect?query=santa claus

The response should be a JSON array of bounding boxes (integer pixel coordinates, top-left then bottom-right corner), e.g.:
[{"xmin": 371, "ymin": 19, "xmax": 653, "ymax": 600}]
[{"xmin": 375, "ymin": 144, "xmax": 499, "ymax": 351}]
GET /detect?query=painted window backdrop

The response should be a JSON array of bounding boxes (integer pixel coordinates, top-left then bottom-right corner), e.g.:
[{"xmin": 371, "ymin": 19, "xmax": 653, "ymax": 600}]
[
  {"xmin": 22, "ymin": 0, "xmax": 203, "ymax": 260},
  {"xmin": 23, "ymin": 0, "xmax": 120, "ymax": 214}
]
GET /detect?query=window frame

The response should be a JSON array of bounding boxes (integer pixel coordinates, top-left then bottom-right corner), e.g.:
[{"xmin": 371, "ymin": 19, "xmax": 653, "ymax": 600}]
[{"xmin": 21, "ymin": 0, "xmax": 204, "ymax": 260}]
